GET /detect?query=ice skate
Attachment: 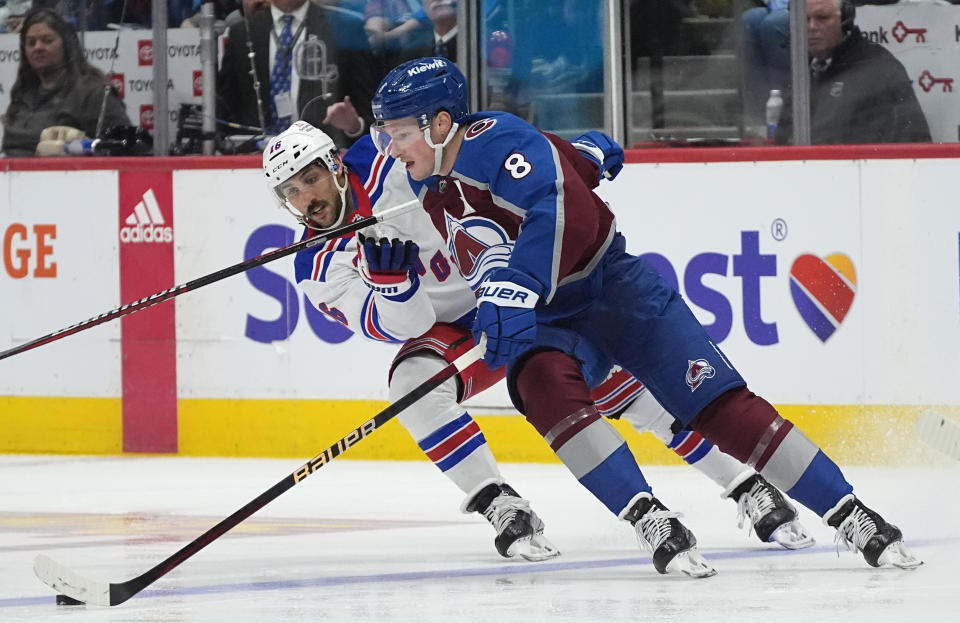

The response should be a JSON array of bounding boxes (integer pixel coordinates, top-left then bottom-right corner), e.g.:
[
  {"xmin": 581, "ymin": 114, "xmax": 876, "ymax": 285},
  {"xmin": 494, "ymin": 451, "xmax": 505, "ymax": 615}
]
[
  {"xmin": 826, "ymin": 496, "xmax": 922, "ymax": 569},
  {"xmin": 465, "ymin": 483, "xmax": 560, "ymax": 562},
  {"xmin": 624, "ymin": 495, "xmax": 716, "ymax": 578},
  {"xmin": 727, "ymin": 474, "xmax": 814, "ymax": 550}
]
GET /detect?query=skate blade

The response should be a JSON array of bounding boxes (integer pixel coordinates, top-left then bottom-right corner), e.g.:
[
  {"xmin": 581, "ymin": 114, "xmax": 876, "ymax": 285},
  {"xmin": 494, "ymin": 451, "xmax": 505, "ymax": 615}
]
[
  {"xmin": 878, "ymin": 540, "xmax": 923, "ymax": 569},
  {"xmin": 770, "ymin": 520, "xmax": 816, "ymax": 550},
  {"xmin": 507, "ymin": 533, "xmax": 561, "ymax": 562},
  {"xmin": 665, "ymin": 548, "xmax": 717, "ymax": 578}
]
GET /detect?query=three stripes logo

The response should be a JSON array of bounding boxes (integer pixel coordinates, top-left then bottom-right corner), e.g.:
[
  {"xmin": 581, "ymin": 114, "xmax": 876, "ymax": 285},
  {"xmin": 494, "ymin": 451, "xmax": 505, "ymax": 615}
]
[{"xmin": 119, "ymin": 189, "xmax": 172, "ymax": 244}]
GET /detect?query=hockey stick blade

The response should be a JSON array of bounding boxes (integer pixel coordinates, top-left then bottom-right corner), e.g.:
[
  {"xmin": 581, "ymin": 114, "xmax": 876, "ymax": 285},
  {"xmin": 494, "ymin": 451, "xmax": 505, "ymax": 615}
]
[
  {"xmin": 34, "ymin": 554, "xmax": 110, "ymax": 606},
  {"xmin": 32, "ymin": 337, "xmax": 485, "ymax": 606},
  {"xmin": 915, "ymin": 410, "xmax": 960, "ymax": 461},
  {"xmin": 1, "ymin": 199, "xmax": 420, "ymax": 361}
]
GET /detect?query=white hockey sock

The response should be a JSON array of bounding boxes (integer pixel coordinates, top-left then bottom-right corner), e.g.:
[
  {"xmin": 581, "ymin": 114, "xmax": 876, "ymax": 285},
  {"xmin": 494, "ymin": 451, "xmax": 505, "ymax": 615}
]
[{"xmin": 391, "ymin": 353, "xmax": 503, "ymax": 498}]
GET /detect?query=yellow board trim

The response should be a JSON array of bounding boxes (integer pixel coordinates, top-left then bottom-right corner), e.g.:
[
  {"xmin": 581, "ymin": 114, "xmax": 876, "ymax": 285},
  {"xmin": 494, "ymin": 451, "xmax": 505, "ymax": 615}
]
[
  {"xmin": 0, "ymin": 396, "xmax": 122, "ymax": 454},
  {"xmin": 177, "ymin": 399, "xmax": 960, "ymax": 465},
  {"xmin": 3, "ymin": 397, "xmax": 958, "ymax": 465}
]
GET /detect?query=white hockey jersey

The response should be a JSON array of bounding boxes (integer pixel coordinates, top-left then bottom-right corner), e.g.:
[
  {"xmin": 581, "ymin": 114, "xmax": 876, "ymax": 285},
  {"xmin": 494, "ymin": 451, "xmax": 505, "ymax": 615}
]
[{"xmin": 293, "ymin": 136, "xmax": 477, "ymax": 343}]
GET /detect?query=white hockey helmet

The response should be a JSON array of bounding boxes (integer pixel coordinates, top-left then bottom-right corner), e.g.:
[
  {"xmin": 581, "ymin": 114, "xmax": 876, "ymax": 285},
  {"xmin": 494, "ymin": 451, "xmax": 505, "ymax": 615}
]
[{"xmin": 262, "ymin": 121, "xmax": 350, "ymax": 231}]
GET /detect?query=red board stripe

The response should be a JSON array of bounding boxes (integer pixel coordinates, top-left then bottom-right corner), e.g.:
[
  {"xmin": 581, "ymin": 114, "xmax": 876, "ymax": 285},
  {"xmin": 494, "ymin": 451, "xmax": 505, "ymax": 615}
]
[{"xmin": 118, "ymin": 170, "xmax": 178, "ymax": 453}]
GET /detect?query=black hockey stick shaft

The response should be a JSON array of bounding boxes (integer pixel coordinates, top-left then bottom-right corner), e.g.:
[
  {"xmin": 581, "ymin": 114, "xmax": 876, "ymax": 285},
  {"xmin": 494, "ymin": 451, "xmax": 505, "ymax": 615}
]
[
  {"xmin": 105, "ymin": 339, "xmax": 482, "ymax": 605},
  {"xmin": 0, "ymin": 200, "xmax": 419, "ymax": 361}
]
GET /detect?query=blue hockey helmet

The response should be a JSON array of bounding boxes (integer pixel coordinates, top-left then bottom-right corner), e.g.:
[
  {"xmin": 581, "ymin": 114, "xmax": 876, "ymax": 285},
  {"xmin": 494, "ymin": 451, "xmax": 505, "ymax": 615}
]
[{"xmin": 371, "ymin": 57, "xmax": 469, "ymax": 129}]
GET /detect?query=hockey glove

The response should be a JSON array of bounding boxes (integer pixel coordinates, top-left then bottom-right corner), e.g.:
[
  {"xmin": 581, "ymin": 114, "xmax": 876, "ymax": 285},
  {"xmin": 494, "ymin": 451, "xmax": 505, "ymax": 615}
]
[
  {"xmin": 357, "ymin": 233, "xmax": 421, "ymax": 301},
  {"xmin": 572, "ymin": 131, "xmax": 624, "ymax": 182},
  {"xmin": 472, "ymin": 267, "xmax": 542, "ymax": 369}
]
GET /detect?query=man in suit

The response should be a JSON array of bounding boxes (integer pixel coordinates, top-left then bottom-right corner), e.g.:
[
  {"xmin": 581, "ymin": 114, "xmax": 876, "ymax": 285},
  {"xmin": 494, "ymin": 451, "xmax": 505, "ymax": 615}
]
[
  {"xmin": 774, "ymin": 0, "xmax": 930, "ymax": 144},
  {"xmin": 217, "ymin": 0, "xmax": 378, "ymax": 145}
]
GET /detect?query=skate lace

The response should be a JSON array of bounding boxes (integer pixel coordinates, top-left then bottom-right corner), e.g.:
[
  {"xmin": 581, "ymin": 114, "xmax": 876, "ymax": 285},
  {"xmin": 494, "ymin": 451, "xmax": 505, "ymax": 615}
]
[
  {"xmin": 833, "ymin": 505, "xmax": 878, "ymax": 554},
  {"xmin": 636, "ymin": 510, "xmax": 682, "ymax": 552},
  {"xmin": 483, "ymin": 493, "xmax": 532, "ymax": 534},
  {"xmin": 736, "ymin": 481, "xmax": 777, "ymax": 535}
]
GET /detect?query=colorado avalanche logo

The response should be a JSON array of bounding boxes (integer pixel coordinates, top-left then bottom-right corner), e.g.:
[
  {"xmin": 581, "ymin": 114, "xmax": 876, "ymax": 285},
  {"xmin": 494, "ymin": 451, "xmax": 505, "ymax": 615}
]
[
  {"xmin": 444, "ymin": 213, "xmax": 514, "ymax": 288},
  {"xmin": 685, "ymin": 358, "xmax": 715, "ymax": 393}
]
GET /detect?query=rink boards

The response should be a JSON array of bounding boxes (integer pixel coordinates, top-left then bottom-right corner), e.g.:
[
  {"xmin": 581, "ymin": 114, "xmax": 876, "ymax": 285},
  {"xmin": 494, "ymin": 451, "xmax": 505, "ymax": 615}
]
[{"xmin": 1, "ymin": 146, "xmax": 959, "ymax": 463}]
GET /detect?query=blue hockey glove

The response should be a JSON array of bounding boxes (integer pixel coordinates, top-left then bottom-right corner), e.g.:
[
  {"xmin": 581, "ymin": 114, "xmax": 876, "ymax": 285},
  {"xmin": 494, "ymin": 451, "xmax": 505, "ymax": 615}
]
[
  {"xmin": 472, "ymin": 267, "xmax": 542, "ymax": 369},
  {"xmin": 571, "ymin": 131, "xmax": 624, "ymax": 181},
  {"xmin": 357, "ymin": 233, "xmax": 421, "ymax": 301}
]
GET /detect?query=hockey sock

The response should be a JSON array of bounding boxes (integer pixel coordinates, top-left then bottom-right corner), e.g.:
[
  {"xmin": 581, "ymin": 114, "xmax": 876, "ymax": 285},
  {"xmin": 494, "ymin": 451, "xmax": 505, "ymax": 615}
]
[
  {"xmin": 417, "ymin": 412, "xmax": 502, "ymax": 494},
  {"xmin": 690, "ymin": 386, "xmax": 853, "ymax": 516},
  {"xmin": 514, "ymin": 350, "xmax": 652, "ymax": 515},
  {"xmin": 391, "ymin": 354, "xmax": 502, "ymax": 496},
  {"xmin": 669, "ymin": 430, "xmax": 751, "ymax": 491}
]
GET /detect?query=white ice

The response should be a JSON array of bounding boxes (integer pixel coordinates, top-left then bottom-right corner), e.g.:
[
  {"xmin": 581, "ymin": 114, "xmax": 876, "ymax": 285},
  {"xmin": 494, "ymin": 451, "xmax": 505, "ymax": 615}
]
[{"xmin": 1, "ymin": 456, "xmax": 957, "ymax": 622}]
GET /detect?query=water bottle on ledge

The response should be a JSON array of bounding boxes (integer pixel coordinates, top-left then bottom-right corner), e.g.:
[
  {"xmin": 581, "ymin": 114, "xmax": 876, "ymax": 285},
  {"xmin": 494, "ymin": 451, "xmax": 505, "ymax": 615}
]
[{"xmin": 766, "ymin": 89, "xmax": 783, "ymax": 141}]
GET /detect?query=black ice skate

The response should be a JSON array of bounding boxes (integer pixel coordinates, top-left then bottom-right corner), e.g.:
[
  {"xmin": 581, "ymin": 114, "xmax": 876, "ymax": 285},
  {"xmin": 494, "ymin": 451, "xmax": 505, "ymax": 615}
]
[
  {"xmin": 826, "ymin": 496, "xmax": 922, "ymax": 569},
  {"xmin": 727, "ymin": 474, "xmax": 814, "ymax": 550},
  {"xmin": 624, "ymin": 494, "xmax": 716, "ymax": 578},
  {"xmin": 465, "ymin": 483, "xmax": 560, "ymax": 562}
]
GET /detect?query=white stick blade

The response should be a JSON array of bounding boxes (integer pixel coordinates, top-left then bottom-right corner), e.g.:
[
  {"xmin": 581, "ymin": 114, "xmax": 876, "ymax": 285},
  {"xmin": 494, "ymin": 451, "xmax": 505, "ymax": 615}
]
[
  {"xmin": 34, "ymin": 554, "xmax": 111, "ymax": 606},
  {"xmin": 915, "ymin": 410, "xmax": 960, "ymax": 461}
]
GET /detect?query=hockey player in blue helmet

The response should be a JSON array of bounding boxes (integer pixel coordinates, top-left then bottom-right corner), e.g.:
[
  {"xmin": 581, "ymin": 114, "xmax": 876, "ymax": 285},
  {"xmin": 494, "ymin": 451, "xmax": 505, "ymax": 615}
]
[
  {"xmin": 369, "ymin": 57, "xmax": 921, "ymax": 574},
  {"xmin": 371, "ymin": 60, "xmax": 821, "ymax": 557},
  {"xmin": 370, "ymin": 57, "xmax": 468, "ymax": 178}
]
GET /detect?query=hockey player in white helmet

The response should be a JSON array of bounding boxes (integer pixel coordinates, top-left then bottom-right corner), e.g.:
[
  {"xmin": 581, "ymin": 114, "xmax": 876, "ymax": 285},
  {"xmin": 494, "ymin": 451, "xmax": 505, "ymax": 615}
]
[{"xmin": 264, "ymin": 120, "xmax": 559, "ymax": 562}]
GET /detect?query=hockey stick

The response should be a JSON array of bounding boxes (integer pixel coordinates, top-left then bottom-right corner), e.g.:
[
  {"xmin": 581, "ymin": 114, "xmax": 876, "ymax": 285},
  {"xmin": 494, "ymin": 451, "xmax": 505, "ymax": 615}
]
[
  {"xmin": 915, "ymin": 410, "xmax": 960, "ymax": 461},
  {"xmin": 0, "ymin": 200, "xmax": 420, "ymax": 361},
  {"xmin": 34, "ymin": 336, "xmax": 485, "ymax": 606}
]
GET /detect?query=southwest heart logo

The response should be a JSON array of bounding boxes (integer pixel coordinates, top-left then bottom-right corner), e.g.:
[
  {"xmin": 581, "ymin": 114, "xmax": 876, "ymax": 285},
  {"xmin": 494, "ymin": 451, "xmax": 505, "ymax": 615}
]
[{"xmin": 789, "ymin": 253, "xmax": 856, "ymax": 342}]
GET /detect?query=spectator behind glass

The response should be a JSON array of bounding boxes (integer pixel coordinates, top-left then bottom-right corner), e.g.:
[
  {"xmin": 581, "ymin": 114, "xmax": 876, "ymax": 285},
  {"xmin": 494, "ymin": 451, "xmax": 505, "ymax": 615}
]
[
  {"xmin": 0, "ymin": 0, "xmax": 33, "ymax": 33},
  {"xmin": 363, "ymin": 0, "xmax": 432, "ymax": 67},
  {"xmin": 502, "ymin": 0, "xmax": 603, "ymax": 133},
  {"xmin": 102, "ymin": 0, "xmax": 196, "ymax": 28},
  {"xmin": 408, "ymin": 0, "xmax": 457, "ymax": 61},
  {"xmin": 1, "ymin": 8, "xmax": 130, "ymax": 157},
  {"xmin": 365, "ymin": 0, "xmax": 456, "ymax": 78},
  {"xmin": 741, "ymin": 1, "xmax": 791, "ymax": 131},
  {"xmin": 775, "ymin": 0, "xmax": 931, "ymax": 144},
  {"xmin": 216, "ymin": 0, "xmax": 379, "ymax": 145}
]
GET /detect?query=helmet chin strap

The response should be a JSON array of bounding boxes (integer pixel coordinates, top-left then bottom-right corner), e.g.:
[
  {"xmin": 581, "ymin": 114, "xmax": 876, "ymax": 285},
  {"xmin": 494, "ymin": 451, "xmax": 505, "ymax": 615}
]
[
  {"xmin": 424, "ymin": 122, "xmax": 459, "ymax": 176},
  {"xmin": 283, "ymin": 166, "xmax": 352, "ymax": 232}
]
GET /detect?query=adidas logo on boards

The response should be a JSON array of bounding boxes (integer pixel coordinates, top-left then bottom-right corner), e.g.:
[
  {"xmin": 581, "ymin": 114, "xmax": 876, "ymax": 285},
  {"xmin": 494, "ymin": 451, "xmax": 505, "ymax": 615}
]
[{"xmin": 119, "ymin": 189, "xmax": 173, "ymax": 243}]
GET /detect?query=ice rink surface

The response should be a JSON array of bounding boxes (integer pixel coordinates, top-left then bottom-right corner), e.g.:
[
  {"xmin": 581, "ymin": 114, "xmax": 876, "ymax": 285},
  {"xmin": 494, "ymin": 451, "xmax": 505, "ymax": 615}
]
[{"xmin": 1, "ymin": 455, "xmax": 957, "ymax": 622}]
